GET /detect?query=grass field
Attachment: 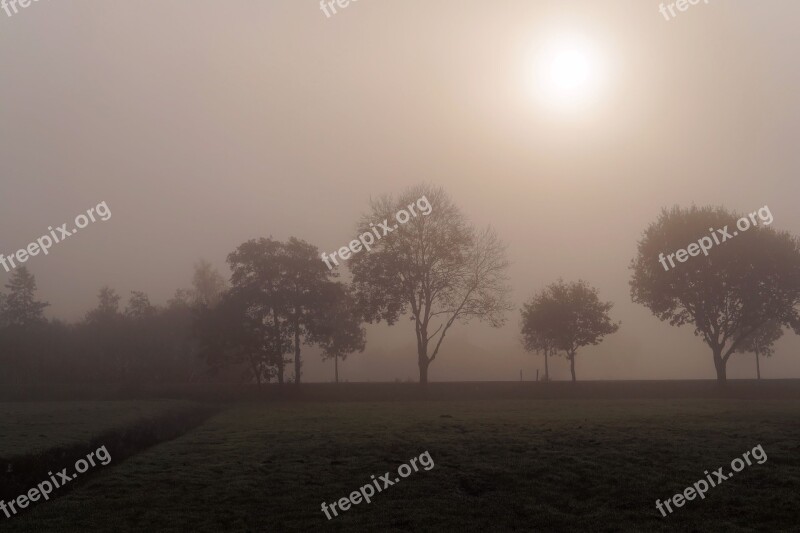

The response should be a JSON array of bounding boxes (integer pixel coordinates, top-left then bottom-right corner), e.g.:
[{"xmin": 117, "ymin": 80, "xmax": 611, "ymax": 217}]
[
  {"xmin": 0, "ymin": 400, "xmax": 198, "ymax": 459},
  {"xmin": 3, "ymin": 395, "xmax": 799, "ymax": 532}
]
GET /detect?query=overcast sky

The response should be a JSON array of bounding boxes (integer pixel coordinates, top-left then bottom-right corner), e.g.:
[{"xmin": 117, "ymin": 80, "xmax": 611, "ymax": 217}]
[{"xmin": 1, "ymin": 0, "xmax": 799, "ymax": 382}]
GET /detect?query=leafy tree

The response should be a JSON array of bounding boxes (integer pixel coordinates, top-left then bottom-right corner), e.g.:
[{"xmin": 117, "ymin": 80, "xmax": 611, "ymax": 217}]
[
  {"xmin": 120, "ymin": 291, "xmax": 160, "ymax": 381},
  {"xmin": 160, "ymin": 294, "xmax": 203, "ymax": 382},
  {"xmin": 521, "ymin": 279, "xmax": 619, "ymax": 382},
  {"xmin": 1, "ymin": 267, "xmax": 48, "ymax": 327},
  {"xmin": 519, "ymin": 311, "xmax": 559, "ymax": 382},
  {"xmin": 0, "ymin": 268, "xmax": 49, "ymax": 381},
  {"xmin": 126, "ymin": 291, "xmax": 155, "ymax": 319},
  {"xmin": 350, "ymin": 185, "xmax": 512, "ymax": 384},
  {"xmin": 278, "ymin": 238, "xmax": 336, "ymax": 385},
  {"xmin": 167, "ymin": 288, "xmax": 193, "ymax": 310},
  {"xmin": 191, "ymin": 259, "xmax": 228, "ymax": 308},
  {"xmin": 227, "ymin": 238, "xmax": 295, "ymax": 384},
  {"xmin": 195, "ymin": 287, "xmax": 277, "ymax": 384},
  {"xmin": 308, "ymin": 283, "xmax": 366, "ymax": 383},
  {"xmin": 735, "ymin": 320, "xmax": 783, "ymax": 380},
  {"xmin": 630, "ymin": 206, "xmax": 800, "ymax": 383},
  {"xmin": 83, "ymin": 287, "xmax": 126, "ymax": 379},
  {"xmin": 86, "ymin": 286, "xmax": 122, "ymax": 324}
]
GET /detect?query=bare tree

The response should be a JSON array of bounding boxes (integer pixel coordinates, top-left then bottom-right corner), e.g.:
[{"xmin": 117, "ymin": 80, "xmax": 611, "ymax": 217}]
[{"xmin": 350, "ymin": 185, "xmax": 512, "ymax": 384}]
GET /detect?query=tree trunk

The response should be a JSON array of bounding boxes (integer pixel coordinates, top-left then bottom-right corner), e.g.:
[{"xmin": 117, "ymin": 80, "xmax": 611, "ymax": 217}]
[
  {"xmin": 755, "ymin": 353, "xmax": 761, "ymax": 380},
  {"xmin": 418, "ymin": 354, "xmax": 430, "ymax": 385},
  {"xmin": 544, "ymin": 351, "xmax": 549, "ymax": 381},
  {"xmin": 417, "ymin": 331, "xmax": 431, "ymax": 385},
  {"xmin": 249, "ymin": 355, "xmax": 262, "ymax": 386},
  {"xmin": 293, "ymin": 316, "xmax": 301, "ymax": 385},
  {"xmin": 271, "ymin": 311, "xmax": 285, "ymax": 385},
  {"xmin": 713, "ymin": 348, "xmax": 727, "ymax": 383},
  {"xmin": 569, "ymin": 352, "xmax": 576, "ymax": 382},
  {"xmin": 334, "ymin": 355, "xmax": 339, "ymax": 384}
]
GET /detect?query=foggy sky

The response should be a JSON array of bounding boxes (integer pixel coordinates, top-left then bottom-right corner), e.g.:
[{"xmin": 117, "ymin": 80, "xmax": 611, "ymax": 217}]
[{"xmin": 2, "ymin": 0, "xmax": 799, "ymax": 382}]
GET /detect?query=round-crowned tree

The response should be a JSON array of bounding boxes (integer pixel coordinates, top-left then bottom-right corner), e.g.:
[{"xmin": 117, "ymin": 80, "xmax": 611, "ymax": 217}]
[{"xmin": 630, "ymin": 205, "xmax": 800, "ymax": 383}]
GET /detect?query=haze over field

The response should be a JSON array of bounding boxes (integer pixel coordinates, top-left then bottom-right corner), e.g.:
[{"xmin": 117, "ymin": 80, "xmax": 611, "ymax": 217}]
[{"xmin": 2, "ymin": 0, "xmax": 799, "ymax": 382}]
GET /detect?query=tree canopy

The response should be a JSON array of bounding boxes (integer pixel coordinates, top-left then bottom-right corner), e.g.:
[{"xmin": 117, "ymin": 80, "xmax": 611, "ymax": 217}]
[
  {"xmin": 349, "ymin": 184, "xmax": 512, "ymax": 384},
  {"xmin": 630, "ymin": 205, "xmax": 800, "ymax": 382},
  {"xmin": 521, "ymin": 279, "xmax": 619, "ymax": 382}
]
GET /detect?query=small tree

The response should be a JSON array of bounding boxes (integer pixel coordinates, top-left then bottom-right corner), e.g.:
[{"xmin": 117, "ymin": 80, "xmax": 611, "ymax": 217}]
[
  {"xmin": 126, "ymin": 291, "xmax": 155, "ymax": 319},
  {"xmin": 191, "ymin": 259, "xmax": 228, "ymax": 308},
  {"xmin": 0, "ymin": 267, "xmax": 49, "ymax": 381},
  {"xmin": 735, "ymin": 320, "xmax": 783, "ymax": 380},
  {"xmin": 86, "ymin": 287, "xmax": 122, "ymax": 325},
  {"xmin": 1, "ymin": 267, "xmax": 48, "ymax": 327},
  {"xmin": 84, "ymin": 287, "xmax": 126, "ymax": 379},
  {"xmin": 309, "ymin": 284, "xmax": 366, "ymax": 383},
  {"xmin": 520, "ymin": 314, "xmax": 558, "ymax": 382},
  {"xmin": 520, "ymin": 280, "xmax": 619, "ymax": 382}
]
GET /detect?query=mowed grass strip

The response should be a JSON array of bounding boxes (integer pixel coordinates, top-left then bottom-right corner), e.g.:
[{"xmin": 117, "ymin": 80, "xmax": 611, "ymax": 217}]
[
  {"xmin": 5, "ymin": 399, "xmax": 800, "ymax": 532},
  {"xmin": 0, "ymin": 400, "xmax": 200, "ymax": 459}
]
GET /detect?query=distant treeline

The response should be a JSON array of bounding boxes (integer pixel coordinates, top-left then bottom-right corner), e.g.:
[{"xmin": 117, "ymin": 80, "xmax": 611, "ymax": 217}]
[{"xmin": 1, "ymin": 185, "xmax": 798, "ymax": 385}]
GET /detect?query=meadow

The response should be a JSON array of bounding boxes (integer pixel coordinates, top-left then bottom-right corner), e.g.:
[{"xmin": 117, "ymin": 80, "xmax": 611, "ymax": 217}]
[
  {"xmin": 0, "ymin": 400, "xmax": 198, "ymax": 458},
  {"xmin": 2, "ymin": 384, "xmax": 799, "ymax": 532}
]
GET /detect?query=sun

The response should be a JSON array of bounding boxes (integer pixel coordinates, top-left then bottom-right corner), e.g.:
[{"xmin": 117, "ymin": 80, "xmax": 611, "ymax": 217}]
[
  {"xmin": 532, "ymin": 34, "xmax": 605, "ymax": 111},
  {"xmin": 550, "ymin": 49, "xmax": 591, "ymax": 92}
]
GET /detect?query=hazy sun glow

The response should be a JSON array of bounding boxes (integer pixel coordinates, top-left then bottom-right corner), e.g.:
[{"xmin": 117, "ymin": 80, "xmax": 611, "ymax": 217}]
[
  {"xmin": 532, "ymin": 34, "xmax": 605, "ymax": 112},
  {"xmin": 550, "ymin": 50, "xmax": 591, "ymax": 91}
]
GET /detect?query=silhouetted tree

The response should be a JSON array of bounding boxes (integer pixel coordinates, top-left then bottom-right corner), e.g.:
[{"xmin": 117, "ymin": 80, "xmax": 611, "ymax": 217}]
[
  {"xmin": 0, "ymin": 267, "xmax": 49, "ymax": 381},
  {"xmin": 631, "ymin": 206, "xmax": 800, "ymax": 383},
  {"xmin": 521, "ymin": 279, "xmax": 619, "ymax": 382},
  {"xmin": 226, "ymin": 237, "xmax": 338, "ymax": 385},
  {"xmin": 350, "ymin": 185, "xmax": 512, "ymax": 384},
  {"xmin": 735, "ymin": 320, "xmax": 783, "ymax": 380},
  {"xmin": 308, "ymin": 283, "xmax": 366, "ymax": 383},
  {"xmin": 279, "ymin": 238, "xmax": 336, "ymax": 385},
  {"xmin": 160, "ymin": 294, "xmax": 203, "ymax": 382},
  {"xmin": 168, "ymin": 288, "xmax": 193, "ymax": 309},
  {"xmin": 86, "ymin": 287, "xmax": 122, "ymax": 325},
  {"xmin": 195, "ymin": 287, "xmax": 276, "ymax": 384},
  {"xmin": 1, "ymin": 267, "xmax": 48, "ymax": 327},
  {"xmin": 126, "ymin": 291, "xmax": 155, "ymax": 319},
  {"xmin": 83, "ymin": 287, "xmax": 126, "ymax": 379},
  {"xmin": 191, "ymin": 259, "xmax": 228, "ymax": 308},
  {"xmin": 120, "ymin": 291, "xmax": 159, "ymax": 381},
  {"xmin": 520, "ymin": 314, "xmax": 559, "ymax": 382}
]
